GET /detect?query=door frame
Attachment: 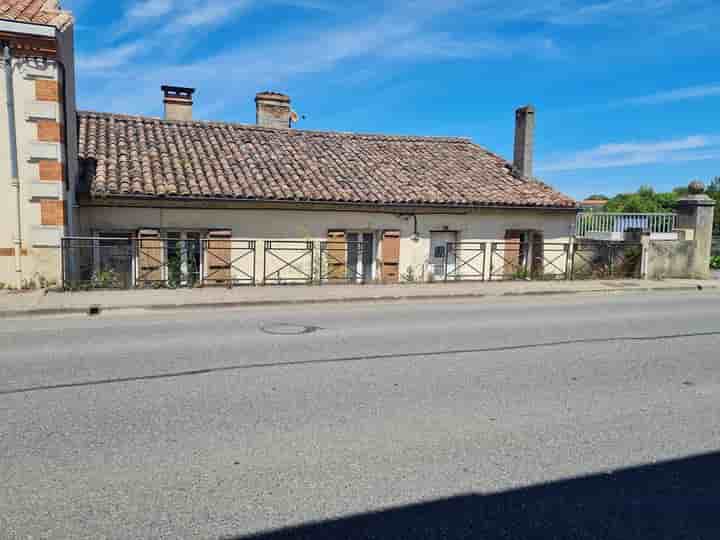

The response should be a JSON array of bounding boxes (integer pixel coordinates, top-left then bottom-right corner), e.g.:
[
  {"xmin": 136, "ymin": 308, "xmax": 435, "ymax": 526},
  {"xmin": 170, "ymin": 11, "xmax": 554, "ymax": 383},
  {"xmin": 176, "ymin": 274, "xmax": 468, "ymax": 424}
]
[
  {"xmin": 345, "ymin": 230, "xmax": 378, "ymax": 282},
  {"xmin": 429, "ymin": 230, "xmax": 459, "ymax": 279}
]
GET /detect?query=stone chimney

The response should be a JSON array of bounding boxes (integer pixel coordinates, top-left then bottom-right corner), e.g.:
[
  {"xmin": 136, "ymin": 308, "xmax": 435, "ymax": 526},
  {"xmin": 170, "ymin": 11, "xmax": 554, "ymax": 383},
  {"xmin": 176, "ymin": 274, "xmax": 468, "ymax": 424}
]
[
  {"xmin": 255, "ymin": 92, "xmax": 292, "ymax": 129},
  {"xmin": 513, "ymin": 105, "xmax": 535, "ymax": 178},
  {"xmin": 162, "ymin": 85, "xmax": 195, "ymax": 121}
]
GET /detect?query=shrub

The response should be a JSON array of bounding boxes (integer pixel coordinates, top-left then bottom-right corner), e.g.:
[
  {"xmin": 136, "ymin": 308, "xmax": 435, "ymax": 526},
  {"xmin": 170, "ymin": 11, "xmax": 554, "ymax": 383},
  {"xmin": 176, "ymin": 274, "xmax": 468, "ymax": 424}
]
[
  {"xmin": 91, "ymin": 268, "xmax": 120, "ymax": 289},
  {"xmin": 711, "ymin": 255, "xmax": 720, "ymax": 270}
]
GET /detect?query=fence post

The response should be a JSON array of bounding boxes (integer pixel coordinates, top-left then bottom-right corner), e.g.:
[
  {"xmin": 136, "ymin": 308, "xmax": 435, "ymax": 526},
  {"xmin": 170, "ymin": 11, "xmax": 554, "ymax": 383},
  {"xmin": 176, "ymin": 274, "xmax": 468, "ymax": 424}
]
[
  {"xmin": 483, "ymin": 241, "xmax": 493, "ymax": 281},
  {"xmin": 640, "ymin": 234, "xmax": 650, "ymax": 279},
  {"xmin": 566, "ymin": 237, "xmax": 575, "ymax": 280}
]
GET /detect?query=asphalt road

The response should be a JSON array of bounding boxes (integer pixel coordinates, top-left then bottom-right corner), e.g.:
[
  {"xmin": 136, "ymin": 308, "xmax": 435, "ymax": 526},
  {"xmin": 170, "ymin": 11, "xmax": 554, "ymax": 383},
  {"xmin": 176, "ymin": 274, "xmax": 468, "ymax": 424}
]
[{"xmin": 1, "ymin": 291, "xmax": 720, "ymax": 539}]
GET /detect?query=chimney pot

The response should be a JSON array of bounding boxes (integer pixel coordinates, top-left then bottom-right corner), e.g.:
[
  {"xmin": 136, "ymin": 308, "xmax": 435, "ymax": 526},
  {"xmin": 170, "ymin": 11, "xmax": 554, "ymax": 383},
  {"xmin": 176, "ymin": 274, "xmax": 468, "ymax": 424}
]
[
  {"xmin": 513, "ymin": 105, "xmax": 535, "ymax": 178},
  {"xmin": 162, "ymin": 85, "xmax": 195, "ymax": 121},
  {"xmin": 255, "ymin": 91, "xmax": 292, "ymax": 129}
]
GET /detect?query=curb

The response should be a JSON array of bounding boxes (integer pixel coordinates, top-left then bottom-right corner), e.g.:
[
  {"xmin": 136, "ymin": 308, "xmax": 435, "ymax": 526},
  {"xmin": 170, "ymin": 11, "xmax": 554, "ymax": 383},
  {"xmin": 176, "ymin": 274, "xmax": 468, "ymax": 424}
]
[{"xmin": 0, "ymin": 283, "xmax": 717, "ymax": 319}]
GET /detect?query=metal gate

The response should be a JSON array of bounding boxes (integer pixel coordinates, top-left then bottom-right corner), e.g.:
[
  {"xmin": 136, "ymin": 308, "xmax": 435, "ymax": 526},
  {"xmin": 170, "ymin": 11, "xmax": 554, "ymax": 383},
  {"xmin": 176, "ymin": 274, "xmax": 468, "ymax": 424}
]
[
  {"xmin": 444, "ymin": 242, "xmax": 486, "ymax": 281},
  {"xmin": 531, "ymin": 243, "xmax": 570, "ymax": 280},
  {"xmin": 263, "ymin": 241, "xmax": 314, "ymax": 285}
]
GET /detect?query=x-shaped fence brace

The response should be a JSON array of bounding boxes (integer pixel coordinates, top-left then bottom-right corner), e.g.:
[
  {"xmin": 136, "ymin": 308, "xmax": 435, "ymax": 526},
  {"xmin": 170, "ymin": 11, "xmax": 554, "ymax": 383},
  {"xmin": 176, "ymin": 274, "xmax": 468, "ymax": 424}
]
[
  {"xmin": 490, "ymin": 243, "xmax": 526, "ymax": 278},
  {"xmin": 570, "ymin": 245, "xmax": 604, "ymax": 278},
  {"xmin": 607, "ymin": 244, "xmax": 642, "ymax": 278},
  {"xmin": 532, "ymin": 244, "xmax": 569, "ymax": 279},
  {"xmin": 263, "ymin": 242, "xmax": 314, "ymax": 284},
  {"xmin": 203, "ymin": 241, "xmax": 256, "ymax": 284},
  {"xmin": 319, "ymin": 242, "xmax": 369, "ymax": 283},
  {"xmin": 445, "ymin": 244, "xmax": 485, "ymax": 281},
  {"xmin": 571, "ymin": 243, "xmax": 642, "ymax": 279}
]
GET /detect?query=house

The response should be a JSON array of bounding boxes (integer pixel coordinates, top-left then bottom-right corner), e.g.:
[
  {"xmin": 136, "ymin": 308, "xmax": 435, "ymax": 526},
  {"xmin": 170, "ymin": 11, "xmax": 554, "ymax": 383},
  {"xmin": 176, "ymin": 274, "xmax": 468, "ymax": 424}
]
[
  {"xmin": 1, "ymin": 1, "xmax": 578, "ymax": 288},
  {"xmin": 580, "ymin": 199, "xmax": 608, "ymax": 212}
]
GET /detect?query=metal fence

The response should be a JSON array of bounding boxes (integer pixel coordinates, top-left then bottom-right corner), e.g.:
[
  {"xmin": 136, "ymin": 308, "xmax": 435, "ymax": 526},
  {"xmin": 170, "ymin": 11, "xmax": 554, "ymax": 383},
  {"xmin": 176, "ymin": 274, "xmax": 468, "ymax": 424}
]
[
  {"xmin": 61, "ymin": 237, "xmax": 649, "ymax": 289},
  {"xmin": 576, "ymin": 213, "xmax": 676, "ymax": 238},
  {"xmin": 486, "ymin": 240, "xmax": 643, "ymax": 281},
  {"xmin": 62, "ymin": 237, "xmax": 256, "ymax": 290},
  {"xmin": 263, "ymin": 241, "xmax": 314, "ymax": 285},
  {"xmin": 319, "ymin": 241, "xmax": 374, "ymax": 284},
  {"xmin": 489, "ymin": 242, "xmax": 531, "ymax": 280},
  {"xmin": 62, "ymin": 237, "xmax": 135, "ymax": 289},
  {"xmin": 532, "ymin": 243, "xmax": 572, "ymax": 281},
  {"xmin": 444, "ymin": 243, "xmax": 486, "ymax": 281},
  {"xmin": 570, "ymin": 241, "xmax": 643, "ymax": 280}
]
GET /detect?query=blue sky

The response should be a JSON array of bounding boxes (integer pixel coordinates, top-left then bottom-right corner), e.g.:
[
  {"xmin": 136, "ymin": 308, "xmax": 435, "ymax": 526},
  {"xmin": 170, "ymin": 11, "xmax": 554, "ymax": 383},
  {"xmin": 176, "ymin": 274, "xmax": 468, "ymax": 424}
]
[{"xmin": 62, "ymin": 0, "xmax": 720, "ymax": 200}]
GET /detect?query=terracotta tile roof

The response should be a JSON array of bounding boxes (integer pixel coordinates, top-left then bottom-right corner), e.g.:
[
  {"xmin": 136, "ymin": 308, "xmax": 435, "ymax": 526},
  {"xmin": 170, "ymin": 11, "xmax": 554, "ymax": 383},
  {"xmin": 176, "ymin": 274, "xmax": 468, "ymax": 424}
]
[
  {"xmin": 78, "ymin": 111, "xmax": 577, "ymax": 209},
  {"xmin": 0, "ymin": 0, "xmax": 73, "ymax": 30}
]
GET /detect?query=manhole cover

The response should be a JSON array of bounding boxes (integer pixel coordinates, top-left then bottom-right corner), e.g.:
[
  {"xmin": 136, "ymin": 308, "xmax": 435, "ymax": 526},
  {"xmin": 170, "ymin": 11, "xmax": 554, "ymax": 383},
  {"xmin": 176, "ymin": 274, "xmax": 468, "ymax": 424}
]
[{"xmin": 260, "ymin": 323, "xmax": 320, "ymax": 336}]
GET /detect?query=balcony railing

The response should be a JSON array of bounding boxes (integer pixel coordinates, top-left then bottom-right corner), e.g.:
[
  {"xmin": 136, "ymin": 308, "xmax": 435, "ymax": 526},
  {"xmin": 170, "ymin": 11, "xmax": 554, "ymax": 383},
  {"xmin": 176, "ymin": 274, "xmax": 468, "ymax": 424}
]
[{"xmin": 576, "ymin": 213, "xmax": 676, "ymax": 238}]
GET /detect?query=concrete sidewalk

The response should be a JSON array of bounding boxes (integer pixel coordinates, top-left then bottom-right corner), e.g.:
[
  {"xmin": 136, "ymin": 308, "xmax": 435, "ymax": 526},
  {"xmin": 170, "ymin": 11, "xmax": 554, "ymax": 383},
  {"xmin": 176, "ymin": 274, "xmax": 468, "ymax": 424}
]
[{"xmin": 1, "ymin": 278, "xmax": 719, "ymax": 318}]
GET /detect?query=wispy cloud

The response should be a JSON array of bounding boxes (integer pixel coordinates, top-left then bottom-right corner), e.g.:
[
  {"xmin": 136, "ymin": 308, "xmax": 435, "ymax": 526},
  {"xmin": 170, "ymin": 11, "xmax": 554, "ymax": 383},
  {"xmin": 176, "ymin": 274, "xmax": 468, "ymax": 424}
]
[
  {"xmin": 77, "ymin": 42, "xmax": 147, "ymax": 71},
  {"xmin": 127, "ymin": 0, "xmax": 174, "ymax": 20},
  {"xmin": 166, "ymin": 0, "xmax": 253, "ymax": 31},
  {"xmin": 546, "ymin": 0, "xmax": 675, "ymax": 25},
  {"xmin": 79, "ymin": 1, "xmax": 560, "ymax": 115},
  {"xmin": 620, "ymin": 84, "xmax": 720, "ymax": 106},
  {"xmin": 539, "ymin": 135, "xmax": 720, "ymax": 172},
  {"xmin": 473, "ymin": 0, "xmax": 678, "ymax": 26}
]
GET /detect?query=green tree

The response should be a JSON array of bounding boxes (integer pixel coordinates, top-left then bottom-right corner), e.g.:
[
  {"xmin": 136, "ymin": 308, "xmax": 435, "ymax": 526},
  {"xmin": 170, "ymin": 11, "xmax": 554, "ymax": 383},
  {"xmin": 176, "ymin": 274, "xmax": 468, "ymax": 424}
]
[
  {"xmin": 707, "ymin": 177, "xmax": 720, "ymax": 234},
  {"xmin": 605, "ymin": 185, "xmax": 678, "ymax": 213},
  {"xmin": 601, "ymin": 180, "xmax": 719, "ymax": 235}
]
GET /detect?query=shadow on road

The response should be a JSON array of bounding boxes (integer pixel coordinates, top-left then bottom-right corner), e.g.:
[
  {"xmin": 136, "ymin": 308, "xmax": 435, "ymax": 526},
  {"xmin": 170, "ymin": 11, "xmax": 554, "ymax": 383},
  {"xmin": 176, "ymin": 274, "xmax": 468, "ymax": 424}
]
[{"xmin": 229, "ymin": 451, "xmax": 720, "ymax": 539}]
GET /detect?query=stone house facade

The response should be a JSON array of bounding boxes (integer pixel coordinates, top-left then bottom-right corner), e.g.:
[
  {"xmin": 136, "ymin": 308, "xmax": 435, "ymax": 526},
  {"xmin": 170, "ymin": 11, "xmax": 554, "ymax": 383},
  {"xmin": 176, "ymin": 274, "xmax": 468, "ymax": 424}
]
[{"xmin": 1, "ymin": 1, "xmax": 580, "ymax": 288}]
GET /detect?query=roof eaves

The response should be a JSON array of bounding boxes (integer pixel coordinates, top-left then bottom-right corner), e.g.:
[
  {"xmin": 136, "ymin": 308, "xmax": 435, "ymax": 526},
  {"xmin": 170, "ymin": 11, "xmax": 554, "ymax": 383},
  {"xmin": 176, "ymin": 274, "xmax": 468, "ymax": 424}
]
[{"xmin": 85, "ymin": 192, "xmax": 580, "ymax": 211}]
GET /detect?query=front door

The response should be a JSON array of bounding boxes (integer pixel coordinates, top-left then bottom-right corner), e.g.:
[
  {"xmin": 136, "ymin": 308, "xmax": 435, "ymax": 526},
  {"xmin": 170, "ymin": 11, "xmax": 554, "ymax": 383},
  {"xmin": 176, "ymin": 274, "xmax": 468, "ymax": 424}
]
[
  {"xmin": 346, "ymin": 232, "xmax": 374, "ymax": 283},
  {"xmin": 430, "ymin": 232, "xmax": 456, "ymax": 279}
]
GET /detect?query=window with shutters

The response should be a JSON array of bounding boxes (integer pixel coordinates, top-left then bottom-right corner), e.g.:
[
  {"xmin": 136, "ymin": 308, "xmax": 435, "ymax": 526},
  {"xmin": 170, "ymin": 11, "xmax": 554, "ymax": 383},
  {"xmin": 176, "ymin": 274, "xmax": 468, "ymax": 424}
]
[{"xmin": 381, "ymin": 231, "xmax": 401, "ymax": 283}]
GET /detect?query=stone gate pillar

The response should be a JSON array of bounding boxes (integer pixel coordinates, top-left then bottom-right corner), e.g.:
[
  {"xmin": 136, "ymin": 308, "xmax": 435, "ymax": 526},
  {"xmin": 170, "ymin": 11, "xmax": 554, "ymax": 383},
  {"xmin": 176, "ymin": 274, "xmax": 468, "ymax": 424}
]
[{"xmin": 676, "ymin": 181, "xmax": 716, "ymax": 279}]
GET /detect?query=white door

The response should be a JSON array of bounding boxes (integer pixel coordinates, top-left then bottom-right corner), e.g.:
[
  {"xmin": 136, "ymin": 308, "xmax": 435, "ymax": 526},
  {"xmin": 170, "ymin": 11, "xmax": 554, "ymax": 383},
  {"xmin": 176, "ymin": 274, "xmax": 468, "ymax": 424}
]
[{"xmin": 430, "ymin": 232, "xmax": 456, "ymax": 279}]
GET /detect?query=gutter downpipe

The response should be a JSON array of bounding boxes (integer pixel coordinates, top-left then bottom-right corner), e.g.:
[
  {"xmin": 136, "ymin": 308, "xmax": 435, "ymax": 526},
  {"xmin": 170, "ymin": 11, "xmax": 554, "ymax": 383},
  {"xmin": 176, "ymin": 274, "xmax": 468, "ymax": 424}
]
[{"xmin": 3, "ymin": 42, "xmax": 23, "ymax": 289}]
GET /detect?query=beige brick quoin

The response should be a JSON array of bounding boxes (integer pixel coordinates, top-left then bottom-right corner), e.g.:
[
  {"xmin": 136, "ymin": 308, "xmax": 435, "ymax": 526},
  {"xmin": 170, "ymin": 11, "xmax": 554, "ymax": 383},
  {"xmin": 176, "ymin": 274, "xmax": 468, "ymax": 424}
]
[
  {"xmin": 37, "ymin": 120, "xmax": 62, "ymax": 143},
  {"xmin": 38, "ymin": 160, "xmax": 63, "ymax": 182},
  {"xmin": 40, "ymin": 200, "xmax": 65, "ymax": 226},
  {"xmin": 35, "ymin": 80, "xmax": 60, "ymax": 102}
]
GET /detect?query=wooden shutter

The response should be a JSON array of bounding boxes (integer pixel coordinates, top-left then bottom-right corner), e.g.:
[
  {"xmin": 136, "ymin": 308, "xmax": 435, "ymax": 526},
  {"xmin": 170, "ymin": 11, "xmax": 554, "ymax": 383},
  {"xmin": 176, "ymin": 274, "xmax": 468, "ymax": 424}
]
[
  {"xmin": 504, "ymin": 230, "xmax": 523, "ymax": 277},
  {"xmin": 137, "ymin": 229, "xmax": 163, "ymax": 284},
  {"xmin": 206, "ymin": 230, "xmax": 232, "ymax": 284},
  {"xmin": 326, "ymin": 230, "xmax": 347, "ymax": 280},
  {"xmin": 381, "ymin": 230, "xmax": 401, "ymax": 283}
]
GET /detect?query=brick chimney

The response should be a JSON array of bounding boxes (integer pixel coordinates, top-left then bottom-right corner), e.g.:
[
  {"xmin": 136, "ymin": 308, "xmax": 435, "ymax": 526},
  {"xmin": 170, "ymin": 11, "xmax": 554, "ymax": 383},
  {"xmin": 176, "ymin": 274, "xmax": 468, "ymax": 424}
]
[
  {"xmin": 513, "ymin": 105, "xmax": 535, "ymax": 178},
  {"xmin": 162, "ymin": 85, "xmax": 195, "ymax": 121},
  {"xmin": 255, "ymin": 92, "xmax": 292, "ymax": 129}
]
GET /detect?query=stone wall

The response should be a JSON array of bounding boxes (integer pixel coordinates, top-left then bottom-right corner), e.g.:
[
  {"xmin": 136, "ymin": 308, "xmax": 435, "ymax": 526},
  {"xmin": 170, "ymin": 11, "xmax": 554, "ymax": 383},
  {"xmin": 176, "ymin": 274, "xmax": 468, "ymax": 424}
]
[{"xmin": 645, "ymin": 240, "xmax": 698, "ymax": 279}]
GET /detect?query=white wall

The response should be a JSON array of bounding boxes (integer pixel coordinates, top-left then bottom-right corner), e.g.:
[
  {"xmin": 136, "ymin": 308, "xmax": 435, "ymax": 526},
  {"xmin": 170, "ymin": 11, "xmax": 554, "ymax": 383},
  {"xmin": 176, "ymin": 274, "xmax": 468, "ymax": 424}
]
[{"xmin": 79, "ymin": 205, "xmax": 576, "ymax": 282}]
